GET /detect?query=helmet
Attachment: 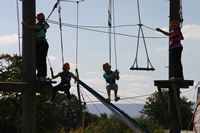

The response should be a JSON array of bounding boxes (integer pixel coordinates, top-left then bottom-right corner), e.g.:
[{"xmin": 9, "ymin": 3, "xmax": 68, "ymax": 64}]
[
  {"xmin": 170, "ymin": 20, "xmax": 179, "ymax": 27},
  {"xmin": 103, "ymin": 62, "xmax": 110, "ymax": 70},
  {"xmin": 36, "ymin": 13, "xmax": 45, "ymax": 20},
  {"xmin": 63, "ymin": 62, "xmax": 70, "ymax": 69}
]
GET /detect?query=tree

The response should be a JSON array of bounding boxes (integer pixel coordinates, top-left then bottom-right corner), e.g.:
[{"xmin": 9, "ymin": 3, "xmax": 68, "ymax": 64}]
[
  {"xmin": 0, "ymin": 54, "xmax": 22, "ymax": 82},
  {"xmin": 0, "ymin": 54, "xmax": 87, "ymax": 132},
  {"xmin": 140, "ymin": 89, "xmax": 194, "ymax": 129},
  {"xmin": 0, "ymin": 54, "xmax": 22, "ymax": 133}
]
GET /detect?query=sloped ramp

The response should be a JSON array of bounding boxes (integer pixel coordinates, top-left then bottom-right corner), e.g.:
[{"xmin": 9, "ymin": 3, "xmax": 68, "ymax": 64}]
[{"xmin": 78, "ymin": 80, "xmax": 150, "ymax": 133}]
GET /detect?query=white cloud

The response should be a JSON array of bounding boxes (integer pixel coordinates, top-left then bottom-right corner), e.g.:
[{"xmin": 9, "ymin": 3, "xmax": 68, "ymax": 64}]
[
  {"xmin": 126, "ymin": 83, "xmax": 150, "ymax": 88},
  {"xmin": 182, "ymin": 24, "xmax": 200, "ymax": 40},
  {"xmin": 0, "ymin": 34, "xmax": 18, "ymax": 45},
  {"xmin": 121, "ymin": 74, "xmax": 151, "ymax": 81},
  {"xmin": 47, "ymin": 56, "xmax": 56, "ymax": 61}
]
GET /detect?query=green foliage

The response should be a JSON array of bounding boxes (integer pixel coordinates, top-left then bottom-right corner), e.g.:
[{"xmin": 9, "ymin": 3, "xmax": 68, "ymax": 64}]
[
  {"xmin": 134, "ymin": 115, "xmax": 165, "ymax": 133},
  {"xmin": 0, "ymin": 54, "xmax": 85, "ymax": 132},
  {"xmin": 0, "ymin": 54, "xmax": 22, "ymax": 133},
  {"xmin": 0, "ymin": 54, "xmax": 22, "ymax": 82},
  {"xmin": 140, "ymin": 89, "xmax": 194, "ymax": 129}
]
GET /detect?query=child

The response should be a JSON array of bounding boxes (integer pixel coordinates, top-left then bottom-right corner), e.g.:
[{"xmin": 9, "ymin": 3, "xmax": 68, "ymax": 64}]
[
  {"xmin": 46, "ymin": 62, "xmax": 79, "ymax": 104},
  {"xmin": 156, "ymin": 20, "xmax": 184, "ymax": 80},
  {"xmin": 22, "ymin": 12, "xmax": 49, "ymax": 81},
  {"xmin": 103, "ymin": 62, "xmax": 120, "ymax": 102}
]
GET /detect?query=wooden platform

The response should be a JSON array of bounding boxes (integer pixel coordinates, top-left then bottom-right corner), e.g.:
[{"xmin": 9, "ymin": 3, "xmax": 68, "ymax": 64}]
[
  {"xmin": 0, "ymin": 81, "xmax": 54, "ymax": 93},
  {"xmin": 154, "ymin": 79, "xmax": 194, "ymax": 129},
  {"xmin": 154, "ymin": 80, "xmax": 194, "ymax": 88}
]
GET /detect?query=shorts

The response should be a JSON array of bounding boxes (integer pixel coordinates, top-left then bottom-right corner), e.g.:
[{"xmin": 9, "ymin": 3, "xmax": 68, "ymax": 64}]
[{"xmin": 106, "ymin": 82, "xmax": 118, "ymax": 91}]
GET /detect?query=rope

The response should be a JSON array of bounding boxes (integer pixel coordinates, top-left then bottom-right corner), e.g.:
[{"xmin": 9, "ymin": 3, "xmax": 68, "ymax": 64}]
[
  {"xmin": 80, "ymin": 88, "xmax": 99, "ymax": 133},
  {"xmin": 112, "ymin": 0, "xmax": 118, "ymax": 69},
  {"xmin": 58, "ymin": 2, "xmax": 65, "ymax": 64},
  {"xmin": 76, "ymin": 2, "xmax": 79, "ymax": 69},
  {"xmin": 47, "ymin": 20, "xmax": 168, "ymax": 39},
  {"xmin": 16, "ymin": 0, "xmax": 21, "ymax": 55},
  {"xmin": 131, "ymin": 0, "xmax": 154, "ymax": 70},
  {"xmin": 108, "ymin": 0, "xmax": 112, "ymax": 65},
  {"xmin": 187, "ymin": 99, "xmax": 200, "ymax": 133},
  {"xmin": 46, "ymin": 0, "xmax": 60, "ymax": 21}
]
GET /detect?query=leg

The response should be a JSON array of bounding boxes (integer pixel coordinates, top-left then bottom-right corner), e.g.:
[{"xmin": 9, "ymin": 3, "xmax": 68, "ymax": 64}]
[
  {"xmin": 63, "ymin": 84, "xmax": 71, "ymax": 100},
  {"xmin": 49, "ymin": 84, "xmax": 60, "ymax": 101},
  {"xmin": 113, "ymin": 83, "xmax": 120, "ymax": 102},
  {"xmin": 172, "ymin": 47, "xmax": 183, "ymax": 79},
  {"xmin": 40, "ymin": 41, "xmax": 49, "ymax": 77},
  {"xmin": 106, "ymin": 83, "xmax": 111, "ymax": 101}
]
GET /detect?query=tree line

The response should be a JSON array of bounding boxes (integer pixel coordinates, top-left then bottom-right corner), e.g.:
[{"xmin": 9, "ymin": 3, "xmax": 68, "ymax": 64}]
[{"xmin": 0, "ymin": 54, "xmax": 194, "ymax": 133}]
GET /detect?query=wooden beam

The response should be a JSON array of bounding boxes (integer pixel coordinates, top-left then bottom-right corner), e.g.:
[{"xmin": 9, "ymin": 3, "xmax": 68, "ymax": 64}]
[
  {"xmin": 0, "ymin": 82, "xmax": 53, "ymax": 93},
  {"xmin": 157, "ymin": 86, "xmax": 169, "ymax": 128},
  {"xmin": 154, "ymin": 80, "xmax": 193, "ymax": 88},
  {"xmin": 171, "ymin": 83, "xmax": 182, "ymax": 128}
]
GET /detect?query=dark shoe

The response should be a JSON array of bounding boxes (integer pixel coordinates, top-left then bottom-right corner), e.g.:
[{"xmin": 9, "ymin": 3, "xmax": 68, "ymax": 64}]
[
  {"xmin": 115, "ymin": 97, "xmax": 120, "ymax": 102},
  {"xmin": 106, "ymin": 98, "xmax": 111, "ymax": 102}
]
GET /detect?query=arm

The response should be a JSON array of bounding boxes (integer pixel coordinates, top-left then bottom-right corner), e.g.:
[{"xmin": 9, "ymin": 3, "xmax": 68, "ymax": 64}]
[
  {"xmin": 115, "ymin": 69, "xmax": 120, "ymax": 80},
  {"xmin": 156, "ymin": 28, "xmax": 173, "ymax": 36},
  {"xmin": 21, "ymin": 21, "xmax": 37, "ymax": 30},
  {"xmin": 73, "ymin": 69, "xmax": 79, "ymax": 81},
  {"xmin": 50, "ymin": 67, "xmax": 59, "ymax": 79},
  {"xmin": 44, "ymin": 21, "xmax": 50, "ymax": 28}
]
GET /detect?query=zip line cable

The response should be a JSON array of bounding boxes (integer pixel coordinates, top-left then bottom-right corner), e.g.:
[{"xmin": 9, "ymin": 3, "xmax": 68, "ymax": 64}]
[
  {"xmin": 47, "ymin": 20, "xmax": 167, "ymax": 39},
  {"xmin": 16, "ymin": 0, "xmax": 21, "ymax": 55}
]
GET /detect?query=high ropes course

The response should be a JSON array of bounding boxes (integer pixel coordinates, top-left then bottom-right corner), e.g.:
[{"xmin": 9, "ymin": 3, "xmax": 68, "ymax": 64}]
[{"xmin": 13, "ymin": 0, "xmax": 172, "ymax": 132}]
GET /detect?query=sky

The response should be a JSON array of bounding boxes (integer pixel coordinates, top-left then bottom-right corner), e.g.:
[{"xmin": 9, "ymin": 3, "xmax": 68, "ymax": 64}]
[{"xmin": 1, "ymin": 0, "xmax": 200, "ymax": 110}]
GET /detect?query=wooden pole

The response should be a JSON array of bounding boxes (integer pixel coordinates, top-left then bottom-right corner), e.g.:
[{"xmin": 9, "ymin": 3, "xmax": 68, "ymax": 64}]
[
  {"xmin": 21, "ymin": 0, "xmax": 36, "ymax": 132},
  {"xmin": 169, "ymin": 0, "xmax": 181, "ymax": 132}
]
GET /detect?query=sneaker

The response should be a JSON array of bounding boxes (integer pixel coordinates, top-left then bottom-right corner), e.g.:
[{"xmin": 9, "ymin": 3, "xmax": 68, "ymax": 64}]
[
  {"xmin": 106, "ymin": 98, "xmax": 111, "ymax": 102},
  {"xmin": 115, "ymin": 97, "xmax": 120, "ymax": 102},
  {"xmin": 46, "ymin": 100, "xmax": 53, "ymax": 104}
]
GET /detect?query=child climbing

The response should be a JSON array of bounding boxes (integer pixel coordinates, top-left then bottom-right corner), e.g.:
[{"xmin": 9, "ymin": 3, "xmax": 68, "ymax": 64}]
[
  {"xmin": 156, "ymin": 20, "xmax": 184, "ymax": 80},
  {"xmin": 103, "ymin": 62, "xmax": 120, "ymax": 102},
  {"xmin": 46, "ymin": 62, "xmax": 79, "ymax": 104},
  {"xmin": 22, "ymin": 12, "xmax": 49, "ymax": 81}
]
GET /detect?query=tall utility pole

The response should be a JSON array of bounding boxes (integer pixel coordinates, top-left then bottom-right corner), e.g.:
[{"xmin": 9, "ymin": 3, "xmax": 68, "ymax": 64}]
[
  {"xmin": 21, "ymin": 0, "xmax": 36, "ymax": 132},
  {"xmin": 169, "ymin": 0, "xmax": 181, "ymax": 132},
  {"xmin": 155, "ymin": 1, "xmax": 193, "ymax": 133}
]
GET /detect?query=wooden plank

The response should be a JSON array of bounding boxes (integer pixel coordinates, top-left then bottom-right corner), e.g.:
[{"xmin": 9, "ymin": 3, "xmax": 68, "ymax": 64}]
[
  {"xmin": 0, "ymin": 82, "xmax": 53, "ymax": 93},
  {"xmin": 154, "ymin": 80, "xmax": 194, "ymax": 88}
]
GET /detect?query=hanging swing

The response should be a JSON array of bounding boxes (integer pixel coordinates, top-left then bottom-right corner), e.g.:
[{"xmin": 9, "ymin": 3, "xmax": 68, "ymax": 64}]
[{"xmin": 130, "ymin": 0, "xmax": 155, "ymax": 71}]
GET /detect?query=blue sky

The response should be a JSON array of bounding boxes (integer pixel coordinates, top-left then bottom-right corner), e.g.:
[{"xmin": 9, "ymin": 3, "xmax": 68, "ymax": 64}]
[{"xmin": 1, "ymin": 0, "xmax": 200, "ymax": 105}]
